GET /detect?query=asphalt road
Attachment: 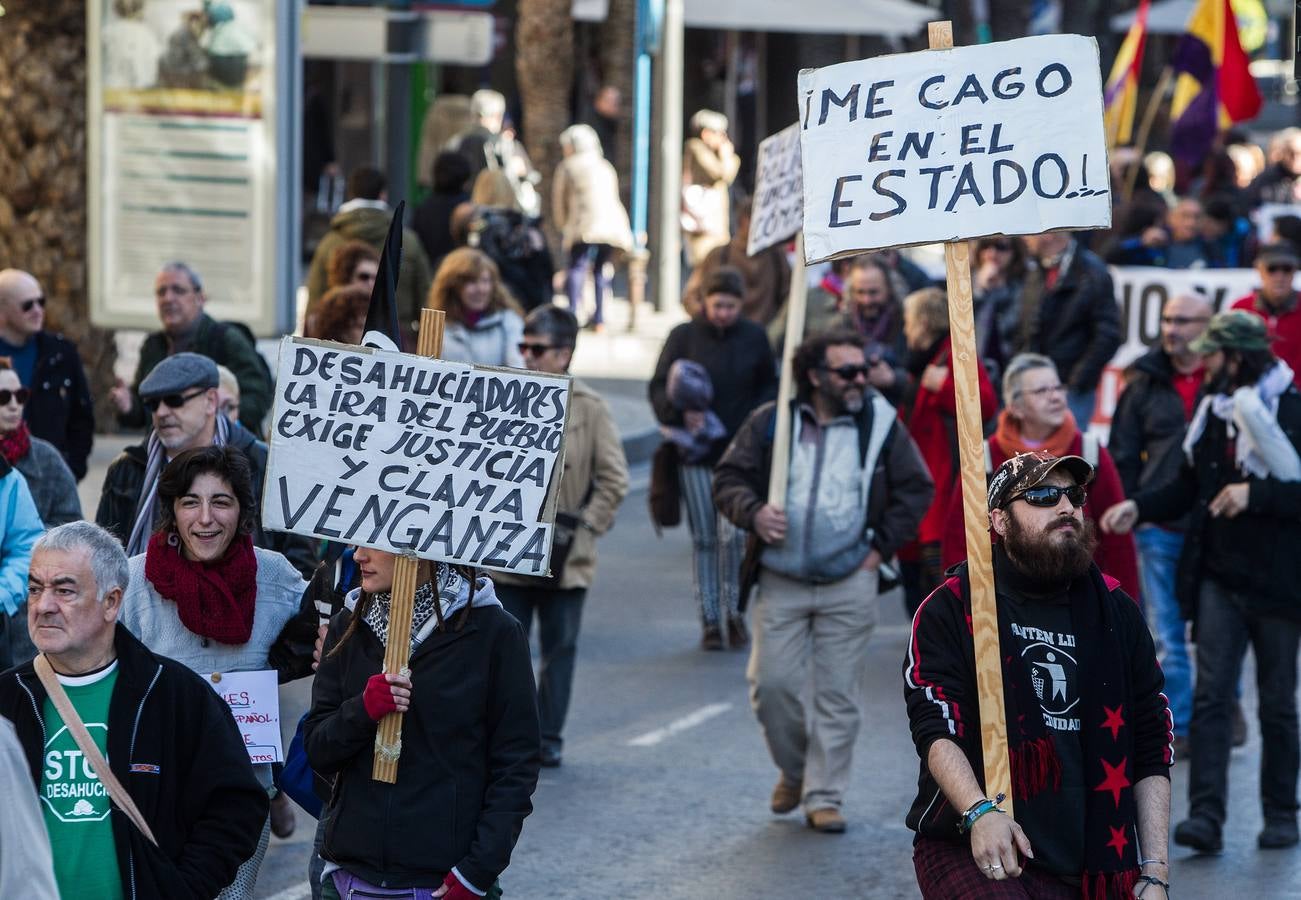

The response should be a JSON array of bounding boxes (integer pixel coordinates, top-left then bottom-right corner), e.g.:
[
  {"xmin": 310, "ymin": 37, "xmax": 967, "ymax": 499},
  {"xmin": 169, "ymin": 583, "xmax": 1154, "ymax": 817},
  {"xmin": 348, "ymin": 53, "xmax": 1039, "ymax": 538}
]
[{"xmin": 252, "ymin": 477, "xmax": 1301, "ymax": 900}]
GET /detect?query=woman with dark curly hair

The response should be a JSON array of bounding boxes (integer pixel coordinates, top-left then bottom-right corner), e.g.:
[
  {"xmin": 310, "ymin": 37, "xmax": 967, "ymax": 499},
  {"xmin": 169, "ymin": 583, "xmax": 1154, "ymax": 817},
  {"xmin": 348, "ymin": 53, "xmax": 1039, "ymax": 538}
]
[
  {"xmin": 326, "ymin": 240, "xmax": 380, "ymax": 291},
  {"xmin": 426, "ymin": 247, "xmax": 525, "ymax": 367},
  {"xmin": 306, "ymin": 284, "xmax": 370, "ymax": 344}
]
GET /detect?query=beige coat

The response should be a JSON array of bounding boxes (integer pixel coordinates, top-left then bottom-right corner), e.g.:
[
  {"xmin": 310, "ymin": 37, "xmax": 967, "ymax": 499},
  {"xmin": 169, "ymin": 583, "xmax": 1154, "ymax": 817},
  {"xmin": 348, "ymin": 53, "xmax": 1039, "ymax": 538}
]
[
  {"xmin": 552, "ymin": 150, "xmax": 633, "ymax": 252},
  {"xmin": 495, "ymin": 378, "xmax": 630, "ymax": 590},
  {"xmin": 682, "ymin": 137, "xmax": 741, "ymax": 265}
]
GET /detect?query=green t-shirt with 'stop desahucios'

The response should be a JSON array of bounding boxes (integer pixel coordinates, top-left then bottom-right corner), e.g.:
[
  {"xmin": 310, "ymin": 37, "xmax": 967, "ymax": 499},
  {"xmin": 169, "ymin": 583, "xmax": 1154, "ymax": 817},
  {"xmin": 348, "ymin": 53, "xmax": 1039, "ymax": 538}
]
[{"xmin": 40, "ymin": 661, "xmax": 125, "ymax": 900}]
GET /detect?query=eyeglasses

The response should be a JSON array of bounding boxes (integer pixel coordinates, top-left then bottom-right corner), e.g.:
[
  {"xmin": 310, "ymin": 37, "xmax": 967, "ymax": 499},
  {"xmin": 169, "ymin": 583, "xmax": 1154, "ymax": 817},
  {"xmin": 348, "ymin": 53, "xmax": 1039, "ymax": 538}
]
[
  {"xmin": 1020, "ymin": 384, "xmax": 1067, "ymax": 399},
  {"xmin": 1008, "ymin": 484, "xmax": 1087, "ymax": 509},
  {"xmin": 1266, "ymin": 263, "xmax": 1297, "ymax": 274},
  {"xmin": 1160, "ymin": 315, "xmax": 1210, "ymax": 326},
  {"xmin": 518, "ymin": 341, "xmax": 571, "ymax": 356},
  {"xmin": 19, "ymin": 296, "xmax": 44, "ymax": 313},
  {"xmin": 0, "ymin": 388, "xmax": 30, "ymax": 406},
  {"xmin": 143, "ymin": 388, "xmax": 207, "ymax": 414},
  {"xmin": 821, "ymin": 364, "xmax": 870, "ymax": 381}
]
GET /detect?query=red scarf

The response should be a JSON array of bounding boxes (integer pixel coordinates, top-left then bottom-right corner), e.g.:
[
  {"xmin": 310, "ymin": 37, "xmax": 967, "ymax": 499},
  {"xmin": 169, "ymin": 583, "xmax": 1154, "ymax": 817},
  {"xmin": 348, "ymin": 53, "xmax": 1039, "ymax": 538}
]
[
  {"xmin": 993, "ymin": 408, "xmax": 1079, "ymax": 459},
  {"xmin": 144, "ymin": 531, "xmax": 258, "ymax": 645},
  {"xmin": 0, "ymin": 422, "xmax": 31, "ymax": 465}
]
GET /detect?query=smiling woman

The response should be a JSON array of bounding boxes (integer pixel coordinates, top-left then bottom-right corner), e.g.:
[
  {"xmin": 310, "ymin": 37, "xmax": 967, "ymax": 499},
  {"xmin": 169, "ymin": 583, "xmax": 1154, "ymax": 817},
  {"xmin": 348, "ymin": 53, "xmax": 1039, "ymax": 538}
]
[{"xmin": 115, "ymin": 445, "xmax": 310, "ymax": 900}]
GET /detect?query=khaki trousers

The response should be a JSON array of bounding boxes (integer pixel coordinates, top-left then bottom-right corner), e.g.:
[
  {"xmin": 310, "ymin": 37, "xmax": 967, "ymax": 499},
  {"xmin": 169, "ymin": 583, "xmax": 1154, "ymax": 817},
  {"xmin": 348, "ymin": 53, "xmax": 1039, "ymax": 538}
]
[{"xmin": 747, "ymin": 567, "xmax": 878, "ymax": 813}]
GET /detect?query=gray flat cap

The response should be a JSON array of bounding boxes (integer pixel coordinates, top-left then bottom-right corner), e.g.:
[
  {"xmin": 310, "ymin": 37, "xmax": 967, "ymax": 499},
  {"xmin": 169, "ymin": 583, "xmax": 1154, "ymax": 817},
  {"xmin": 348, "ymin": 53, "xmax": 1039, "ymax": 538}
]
[{"xmin": 139, "ymin": 352, "xmax": 219, "ymax": 398}]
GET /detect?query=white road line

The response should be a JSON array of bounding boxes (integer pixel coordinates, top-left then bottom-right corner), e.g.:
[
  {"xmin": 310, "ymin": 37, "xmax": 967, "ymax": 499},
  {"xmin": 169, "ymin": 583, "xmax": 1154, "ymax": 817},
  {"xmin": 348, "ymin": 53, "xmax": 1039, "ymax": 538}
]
[
  {"xmin": 627, "ymin": 702, "xmax": 733, "ymax": 747},
  {"xmin": 259, "ymin": 883, "xmax": 311, "ymax": 900}
]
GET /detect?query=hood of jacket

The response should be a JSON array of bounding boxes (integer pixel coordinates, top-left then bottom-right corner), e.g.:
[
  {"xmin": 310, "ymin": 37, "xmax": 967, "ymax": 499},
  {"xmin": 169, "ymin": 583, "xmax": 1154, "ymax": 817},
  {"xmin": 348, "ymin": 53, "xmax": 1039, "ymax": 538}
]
[{"xmin": 329, "ymin": 205, "xmax": 391, "ymax": 244}]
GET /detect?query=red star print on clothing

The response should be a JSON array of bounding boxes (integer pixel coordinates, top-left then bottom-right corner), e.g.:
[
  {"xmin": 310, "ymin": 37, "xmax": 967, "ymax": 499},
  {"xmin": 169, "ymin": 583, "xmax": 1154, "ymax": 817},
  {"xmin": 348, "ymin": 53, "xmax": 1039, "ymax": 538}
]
[
  {"xmin": 1100, "ymin": 705, "xmax": 1125, "ymax": 741},
  {"xmin": 1106, "ymin": 824, "xmax": 1129, "ymax": 859},
  {"xmin": 1094, "ymin": 757, "xmax": 1131, "ymax": 809}
]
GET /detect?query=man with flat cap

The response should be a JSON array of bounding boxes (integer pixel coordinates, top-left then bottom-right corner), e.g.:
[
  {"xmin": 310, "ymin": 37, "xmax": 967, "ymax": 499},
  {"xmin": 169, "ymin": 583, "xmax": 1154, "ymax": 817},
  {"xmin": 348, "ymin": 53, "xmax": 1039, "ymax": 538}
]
[
  {"xmin": 906, "ymin": 451, "xmax": 1172, "ymax": 899},
  {"xmin": 95, "ymin": 352, "xmax": 316, "ymax": 576},
  {"xmin": 1104, "ymin": 309, "xmax": 1301, "ymax": 854}
]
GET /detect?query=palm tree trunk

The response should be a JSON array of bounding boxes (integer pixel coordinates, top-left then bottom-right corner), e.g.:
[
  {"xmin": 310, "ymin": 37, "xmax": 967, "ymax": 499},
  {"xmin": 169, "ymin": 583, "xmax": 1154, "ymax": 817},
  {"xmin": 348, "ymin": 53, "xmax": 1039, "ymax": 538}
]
[{"xmin": 516, "ymin": 0, "xmax": 575, "ymax": 255}]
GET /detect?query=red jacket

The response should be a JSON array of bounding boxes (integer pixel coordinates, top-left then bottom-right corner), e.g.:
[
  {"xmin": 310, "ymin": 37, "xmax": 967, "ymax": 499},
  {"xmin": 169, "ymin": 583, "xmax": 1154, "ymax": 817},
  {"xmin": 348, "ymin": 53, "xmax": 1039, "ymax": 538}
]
[
  {"xmin": 1232, "ymin": 292, "xmax": 1301, "ymax": 385},
  {"xmin": 939, "ymin": 431, "xmax": 1142, "ymax": 601},
  {"xmin": 904, "ymin": 336, "xmax": 997, "ymax": 545}
]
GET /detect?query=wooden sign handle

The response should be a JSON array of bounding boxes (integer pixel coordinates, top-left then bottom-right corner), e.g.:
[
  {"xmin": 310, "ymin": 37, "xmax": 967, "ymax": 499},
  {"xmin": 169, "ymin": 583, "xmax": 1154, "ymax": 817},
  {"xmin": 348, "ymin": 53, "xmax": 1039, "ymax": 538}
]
[
  {"xmin": 767, "ymin": 233, "xmax": 808, "ymax": 509},
  {"xmin": 928, "ymin": 20, "xmax": 1014, "ymax": 817},
  {"xmin": 372, "ymin": 308, "xmax": 446, "ymax": 783}
]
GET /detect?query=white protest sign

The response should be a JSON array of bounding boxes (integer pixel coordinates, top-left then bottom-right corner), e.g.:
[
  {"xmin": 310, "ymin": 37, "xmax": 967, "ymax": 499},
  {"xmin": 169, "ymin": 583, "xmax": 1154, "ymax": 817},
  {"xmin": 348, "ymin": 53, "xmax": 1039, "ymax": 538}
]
[
  {"xmin": 747, "ymin": 123, "xmax": 803, "ymax": 257},
  {"xmin": 798, "ymin": 34, "xmax": 1110, "ymax": 263},
  {"xmin": 1254, "ymin": 203, "xmax": 1301, "ymax": 244},
  {"xmin": 209, "ymin": 670, "xmax": 283, "ymax": 764},
  {"xmin": 262, "ymin": 338, "xmax": 570, "ymax": 576}
]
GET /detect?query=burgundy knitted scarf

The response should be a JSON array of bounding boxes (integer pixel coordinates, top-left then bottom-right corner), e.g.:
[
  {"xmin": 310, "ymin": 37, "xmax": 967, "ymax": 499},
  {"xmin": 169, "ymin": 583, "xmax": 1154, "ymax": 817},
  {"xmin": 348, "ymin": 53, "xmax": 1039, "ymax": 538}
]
[
  {"xmin": 0, "ymin": 422, "xmax": 31, "ymax": 465},
  {"xmin": 144, "ymin": 531, "xmax": 258, "ymax": 645}
]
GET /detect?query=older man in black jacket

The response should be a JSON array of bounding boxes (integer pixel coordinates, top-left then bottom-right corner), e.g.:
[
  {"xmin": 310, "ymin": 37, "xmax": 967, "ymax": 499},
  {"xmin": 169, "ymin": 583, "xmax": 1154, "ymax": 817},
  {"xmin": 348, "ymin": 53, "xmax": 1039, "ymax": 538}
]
[{"xmin": 0, "ymin": 521, "xmax": 267, "ymax": 900}]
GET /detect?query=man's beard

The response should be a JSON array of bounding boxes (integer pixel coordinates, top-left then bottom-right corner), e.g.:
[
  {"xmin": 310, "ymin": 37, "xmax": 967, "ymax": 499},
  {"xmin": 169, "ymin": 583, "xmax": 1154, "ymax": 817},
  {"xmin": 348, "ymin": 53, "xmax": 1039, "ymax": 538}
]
[
  {"xmin": 1003, "ymin": 513, "xmax": 1098, "ymax": 583},
  {"xmin": 818, "ymin": 379, "xmax": 863, "ymax": 414}
]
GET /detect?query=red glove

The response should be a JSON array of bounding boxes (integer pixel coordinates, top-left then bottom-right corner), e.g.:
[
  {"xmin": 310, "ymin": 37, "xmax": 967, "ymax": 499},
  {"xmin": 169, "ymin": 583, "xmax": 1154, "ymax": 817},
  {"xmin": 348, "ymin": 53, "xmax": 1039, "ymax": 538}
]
[
  {"xmin": 439, "ymin": 871, "xmax": 482, "ymax": 900},
  {"xmin": 362, "ymin": 674, "xmax": 399, "ymax": 721}
]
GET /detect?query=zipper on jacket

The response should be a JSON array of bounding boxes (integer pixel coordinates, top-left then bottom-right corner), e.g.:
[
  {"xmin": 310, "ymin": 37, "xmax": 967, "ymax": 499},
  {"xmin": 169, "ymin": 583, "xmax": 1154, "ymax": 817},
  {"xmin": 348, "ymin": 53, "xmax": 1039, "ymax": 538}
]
[
  {"xmin": 15, "ymin": 674, "xmax": 47, "ymax": 747},
  {"xmin": 126, "ymin": 665, "xmax": 160, "ymax": 900}
]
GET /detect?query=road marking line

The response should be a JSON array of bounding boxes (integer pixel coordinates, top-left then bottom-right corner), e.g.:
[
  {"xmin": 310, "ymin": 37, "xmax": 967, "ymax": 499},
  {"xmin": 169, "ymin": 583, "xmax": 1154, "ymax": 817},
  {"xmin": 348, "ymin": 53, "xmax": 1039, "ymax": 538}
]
[
  {"xmin": 259, "ymin": 883, "xmax": 310, "ymax": 900},
  {"xmin": 628, "ymin": 702, "xmax": 733, "ymax": 747}
]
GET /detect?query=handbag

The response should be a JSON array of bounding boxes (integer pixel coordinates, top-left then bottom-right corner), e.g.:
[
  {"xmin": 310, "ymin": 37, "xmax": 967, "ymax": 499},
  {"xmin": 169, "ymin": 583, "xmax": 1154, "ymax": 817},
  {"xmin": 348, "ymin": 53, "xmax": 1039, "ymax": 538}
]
[
  {"xmin": 280, "ymin": 712, "xmax": 323, "ymax": 818},
  {"xmin": 33, "ymin": 654, "xmax": 159, "ymax": 847},
  {"xmin": 539, "ymin": 511, "xmax": 582, "ymax": 588}
]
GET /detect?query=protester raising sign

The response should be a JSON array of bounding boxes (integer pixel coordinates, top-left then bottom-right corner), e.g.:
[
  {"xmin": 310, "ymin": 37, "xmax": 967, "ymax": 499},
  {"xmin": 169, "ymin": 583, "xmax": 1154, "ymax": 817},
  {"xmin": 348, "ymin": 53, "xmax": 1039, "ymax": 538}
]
[
  {"xmin": 798, "ymin": 34, "xmax": 1110, "ymax": 262},
  {"xmin": 262, "ymin": 337, "xmax": 571, "ymax": 576},
  {"xmin": 747, "ymin": 123, "xmax": 803, "ymax": 257}
]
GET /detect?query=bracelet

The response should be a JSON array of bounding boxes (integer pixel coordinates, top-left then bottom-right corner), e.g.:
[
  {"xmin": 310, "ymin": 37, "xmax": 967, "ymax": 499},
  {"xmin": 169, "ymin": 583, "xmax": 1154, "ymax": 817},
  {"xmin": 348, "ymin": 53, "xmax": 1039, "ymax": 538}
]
[
  {"xmin": 957, "ymin": 793, "xmax": 1006, "ymax": 834},
  {"xmin": 1138, "ymin": 858, "xmax": 1167, "ymax": 868},
  {"xmin": 1136, "ymin": 874, "xmax": 1170, "ymax": 897}
]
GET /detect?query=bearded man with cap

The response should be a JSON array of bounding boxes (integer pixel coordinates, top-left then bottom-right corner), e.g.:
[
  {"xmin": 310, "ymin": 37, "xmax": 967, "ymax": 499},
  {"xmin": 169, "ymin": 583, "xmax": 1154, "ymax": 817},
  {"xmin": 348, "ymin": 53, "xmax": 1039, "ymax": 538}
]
[
  {"xmin": 1103, "ymin": 309, "xmax": 1301, "ymax": 854},
  {"xmin": 905, "ymin": 451, "xmax": 1173, "ymax": 900},
  {"xmin": 94, "ymin": 353, "xmax": 317, "ymax": 577}
]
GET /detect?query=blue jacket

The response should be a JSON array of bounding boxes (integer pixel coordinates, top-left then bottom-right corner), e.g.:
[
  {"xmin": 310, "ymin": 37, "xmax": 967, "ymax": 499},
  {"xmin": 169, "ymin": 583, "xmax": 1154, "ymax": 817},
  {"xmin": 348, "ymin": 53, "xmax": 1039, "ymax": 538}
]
[{"xmin": 0, "ymin": 463, "xmax": 43, "ymax": 615}]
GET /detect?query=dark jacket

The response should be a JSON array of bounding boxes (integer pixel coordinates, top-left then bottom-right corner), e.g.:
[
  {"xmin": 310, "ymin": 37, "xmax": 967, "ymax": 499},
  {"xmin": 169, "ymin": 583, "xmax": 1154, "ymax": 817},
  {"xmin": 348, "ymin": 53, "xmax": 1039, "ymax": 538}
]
[
  {"xmin": 94, "ymin": 420, "xmax": 318, "ymax": 577},
  {"xmin": 1108, "ymin": 348, "xmax": 1192, "ymax": 528},
  {"xmin": 1134, "ymin": 386, "xmax": 1301, "ymax": 623},
  {"xmin": 713, "ymin": 396, "xmax": 934, "ymax": 607},
  {"xmin": 1017, "ymin": 244, "xmax": 1121, "ymax": 395},
  {"xmin": 305, "ymin": 603, "xmax": 540, "ymax": 892},
  {"xmin": 119, "ymin": 313, "xmax": 272, "ymax": 434},
  {"xmin": 413, "ymin": 190, "xmax": 469, "ymax": 271},
  {"xmin": 0, "ymin": 625, "xmax": 268, "ymax": 900},
  {"xmin": 1246, "ymin": 162, "xmax": 1299, "ymax": 208},
  {"xmin": 25, "ymin": 331, "xmax": 95, "ymax": 481},
  {"xmin": 649, "ymin": 317, "xmax": 778, "ymax": 467}
]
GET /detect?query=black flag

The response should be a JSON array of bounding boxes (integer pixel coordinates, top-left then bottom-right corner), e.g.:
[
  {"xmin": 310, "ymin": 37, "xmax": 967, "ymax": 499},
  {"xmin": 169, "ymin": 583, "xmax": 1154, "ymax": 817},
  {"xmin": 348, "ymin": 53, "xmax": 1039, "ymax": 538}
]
[{"xmin": 361, "ymin": 200, "xmax": 405, "ymax": 352}]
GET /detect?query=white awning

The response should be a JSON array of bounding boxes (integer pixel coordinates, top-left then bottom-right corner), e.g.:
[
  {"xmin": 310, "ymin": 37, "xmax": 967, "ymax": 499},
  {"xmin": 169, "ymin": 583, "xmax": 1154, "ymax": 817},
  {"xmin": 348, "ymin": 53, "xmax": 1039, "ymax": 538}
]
[
  {"xmin": 684, "ymin": 0, "xmax": 934, "ymax": 37},
  {"xmin": 1110, "ymin": 0, "xmax": 1194, "ymax": 35}
]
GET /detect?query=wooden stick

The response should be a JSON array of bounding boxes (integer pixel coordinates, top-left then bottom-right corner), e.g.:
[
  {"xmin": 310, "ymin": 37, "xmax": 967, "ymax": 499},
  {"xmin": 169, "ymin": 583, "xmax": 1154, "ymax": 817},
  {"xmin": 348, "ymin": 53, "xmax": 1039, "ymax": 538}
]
[
  {"xmin": 767, "ymin": 233, "xmax": 807, "ymax": 509},
  {"xmin": 372, "ymin": 308, "xmax": 446, "ymax": 783},
  {"xmin": 1123, "ymin": 66, "xmax": 1173, "ymax": 203},
  {"xmin": 928, "ymin": 20, "xmax": 1014, "ymax": 817}
]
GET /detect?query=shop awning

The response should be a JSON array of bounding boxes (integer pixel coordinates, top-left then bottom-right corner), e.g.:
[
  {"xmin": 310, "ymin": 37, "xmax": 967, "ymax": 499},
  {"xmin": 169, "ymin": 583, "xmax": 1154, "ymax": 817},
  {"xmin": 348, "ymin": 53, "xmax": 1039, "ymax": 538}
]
[{"xmin": 683, "ymin": 0, "xmax": 934, "ymax": 37}]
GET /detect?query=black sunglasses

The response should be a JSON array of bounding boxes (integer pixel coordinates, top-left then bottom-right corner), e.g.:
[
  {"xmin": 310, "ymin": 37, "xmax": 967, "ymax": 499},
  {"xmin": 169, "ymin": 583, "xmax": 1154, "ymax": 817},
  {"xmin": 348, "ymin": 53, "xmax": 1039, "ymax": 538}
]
[
  {"xmin": 1267, "ymin": 263, "xmax": 1296, "ymax": 274},
  {"xmin": 143, "ymin": 387, "xmax": 207, "ymax": 414},
  {"xmin": 1009, "ymin": 484, "xmax": 1087, "ymax": 509},
  {"xmin": 821, "ymin": 364, "xmax": 870, "ymax": 381},
  {"xmin": 0, "ymin": 388, "xmax": 30, "ymax": 406},
  {"xmin": 517, "ymin": 341, "xmax": 571, "ymax": 356},
  {"xmin": 20, "ymin": 296, "xmax": 45, "ymax": 313}
]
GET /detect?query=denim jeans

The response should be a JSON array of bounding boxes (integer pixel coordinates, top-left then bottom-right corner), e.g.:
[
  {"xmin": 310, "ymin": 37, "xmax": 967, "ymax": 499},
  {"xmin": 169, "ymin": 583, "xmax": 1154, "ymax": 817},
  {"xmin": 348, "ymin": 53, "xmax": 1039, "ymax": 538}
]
[
  {"xmin": 1136, "ymin": 527, "xmax": 1191, "ymax": 736},
  {"xmin": 498, "ymin": 584, "xmax": 587, "ymax": 753},
  {"xmin": 1066, "ymin": 389, "xmax": 1096, "ymax": 430},
  {"xmin": 565, "ymin": 242, "xmax": 613, "ymax": 326},
  {"xmin": 1188, "ymin": 578, "xmax": 1301, "ymax": 827}
]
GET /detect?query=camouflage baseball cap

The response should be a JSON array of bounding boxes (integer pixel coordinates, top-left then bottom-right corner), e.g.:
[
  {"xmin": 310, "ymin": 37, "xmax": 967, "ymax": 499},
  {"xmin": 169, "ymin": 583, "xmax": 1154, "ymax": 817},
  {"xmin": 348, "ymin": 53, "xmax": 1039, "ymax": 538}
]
[
  {"xmin": 987, "ymin": 450, "xmax": 1095, "ymax": 512},
  {"xmin": 1188, "ymin": 309, "xmax": 1272, "ymax": 355}
]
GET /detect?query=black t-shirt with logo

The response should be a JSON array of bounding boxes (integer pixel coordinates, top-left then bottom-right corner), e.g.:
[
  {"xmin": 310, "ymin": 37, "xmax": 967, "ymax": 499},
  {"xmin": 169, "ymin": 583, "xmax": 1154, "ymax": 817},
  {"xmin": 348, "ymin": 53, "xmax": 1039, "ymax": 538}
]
[{"xmin": 997, "ymin": 555, "xmax": 1086, "ymax": 882}]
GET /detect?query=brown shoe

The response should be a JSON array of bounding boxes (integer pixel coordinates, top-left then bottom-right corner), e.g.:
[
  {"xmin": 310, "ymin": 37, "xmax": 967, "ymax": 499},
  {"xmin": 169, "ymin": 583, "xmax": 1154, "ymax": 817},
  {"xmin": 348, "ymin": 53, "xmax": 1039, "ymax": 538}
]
[
  {"xmin": 770, "ymin": 775, "xmax": 802, "ymax": 814},
  {"xmin": 726, "ymin": 616, "xmax": 749, "ymax": 649},
  {"xmin": 269, "ymin": 790, "xmax": 296, "ymax": 839},
  {"xmin": 806, "ymin": 807, "xmax": 847, "ymax": 833},
  {"xmin": 701, "ymin": 625, "xmax": 724, "ymax": 651}
]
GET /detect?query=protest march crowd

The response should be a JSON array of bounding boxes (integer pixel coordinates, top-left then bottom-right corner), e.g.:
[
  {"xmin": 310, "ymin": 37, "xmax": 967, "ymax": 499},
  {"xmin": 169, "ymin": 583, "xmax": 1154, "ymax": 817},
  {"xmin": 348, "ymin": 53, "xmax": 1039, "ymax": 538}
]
[{"xmin": 2, "ymin": 15, "xmax": 1301, "ymax": 900}]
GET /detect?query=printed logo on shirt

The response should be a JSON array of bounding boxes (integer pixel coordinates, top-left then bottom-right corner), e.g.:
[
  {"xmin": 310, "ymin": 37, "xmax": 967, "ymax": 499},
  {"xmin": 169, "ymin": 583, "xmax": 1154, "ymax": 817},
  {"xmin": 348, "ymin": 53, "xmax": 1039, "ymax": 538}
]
[
  {"xmin": 42, "ymin": 723, "xmax": 111, "ymax": 824},
  {"xmin": 1010, "ymin": 621, "xmax": 1080, "ymax": 732}
]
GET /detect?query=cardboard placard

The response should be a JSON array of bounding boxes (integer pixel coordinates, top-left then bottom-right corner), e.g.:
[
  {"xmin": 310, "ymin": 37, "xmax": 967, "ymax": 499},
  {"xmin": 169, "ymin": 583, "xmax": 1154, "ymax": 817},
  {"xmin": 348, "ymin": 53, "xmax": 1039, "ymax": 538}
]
[
  {"xmin": 209, "ymin": 670, "xmax": 283, "ymax": 765},
  {"xmin": 262, "ymin": 337, "xmax": 571, "ymax": 576},
  {"xmin": 798, "ymin": 34, "xmax": 1111, "ymax": 263},
  {"xmin": 747, "ymin": 122, "xmax": 804, "ymax": 257}
]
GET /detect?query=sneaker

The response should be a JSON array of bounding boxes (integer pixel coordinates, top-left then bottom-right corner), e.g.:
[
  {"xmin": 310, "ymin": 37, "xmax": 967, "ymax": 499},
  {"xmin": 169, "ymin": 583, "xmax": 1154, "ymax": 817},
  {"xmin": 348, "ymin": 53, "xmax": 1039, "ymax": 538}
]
[
  {"xmin": 1173, "ymin": 816, "xmax": 1222, "ymax": 853},
  {"xmin": 1232, "ymin": 702, "xmax": 1248, "ymax": 748},
  {"xmin": 269, "ymin": 790, "xmax": 296, "ymax": 839},
  {"xmin": 770, "ymin": 775, "xmax": 802, "ymax": 814},
  {"xmin": 1259, "ymin": 821, "xmax": 1300, "ymax": 849},
  {"xmin": 701, "ymin": 625, "xmax": 724, "ymax": 651},
  {"xmin": 806, "ymin": 808, "xmax": 847, "ymax": 833},
  {"xmin": 726, "ymin": 616, "xmax": 749, "ymax": 649}
]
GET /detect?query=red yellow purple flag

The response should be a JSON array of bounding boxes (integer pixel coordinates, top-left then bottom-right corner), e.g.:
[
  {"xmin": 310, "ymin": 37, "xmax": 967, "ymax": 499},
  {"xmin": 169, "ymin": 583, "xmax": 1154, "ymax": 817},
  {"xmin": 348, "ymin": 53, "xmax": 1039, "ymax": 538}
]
[
  {"xmin": 1104, "ymin": 0, "xmax": 1150, "ymax": 148},
  {"xmin": 1169, "ymin": 0, "xmax": 1262, "ymax": 164}
]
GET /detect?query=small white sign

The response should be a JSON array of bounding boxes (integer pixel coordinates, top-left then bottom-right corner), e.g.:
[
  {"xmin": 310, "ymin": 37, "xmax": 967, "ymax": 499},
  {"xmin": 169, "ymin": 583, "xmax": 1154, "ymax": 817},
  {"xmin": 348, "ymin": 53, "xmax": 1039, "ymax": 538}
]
[
  {"xmin": 1255, "ymin": 203, "xmax": 1301, "ymax": 244},
  {"xmin": 747, "ymin": 123, "xmax": 804, "ymax": 257},
  {"xmin": 798, "ymin": 34, "xmax": 1111, "ymax": 263},
  {"xmin": 209, "ymin": 670, "xmax": 283, "ymax": 765}
]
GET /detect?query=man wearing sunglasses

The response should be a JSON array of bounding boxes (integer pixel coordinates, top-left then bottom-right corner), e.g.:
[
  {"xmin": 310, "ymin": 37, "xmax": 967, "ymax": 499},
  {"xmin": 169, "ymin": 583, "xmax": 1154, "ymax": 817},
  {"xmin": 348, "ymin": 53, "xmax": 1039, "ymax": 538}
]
[
  {"xmin": 1230, "ymin": 243, "xmax": 1301, "ymax": 385},
  {"xmin": 906, "ymin": 450, "xmax": 1172, "ymax": 900},
  {"xmin": 0, "ymin": 269, "xmax": 95, "ymax": 482},
  {"xmin": 96, "ymin": 353, "xmax": 317, "ymax": 577},
  {"xmin": 715, "ymin": 329, "xmax": 933, "ymax": 833}
]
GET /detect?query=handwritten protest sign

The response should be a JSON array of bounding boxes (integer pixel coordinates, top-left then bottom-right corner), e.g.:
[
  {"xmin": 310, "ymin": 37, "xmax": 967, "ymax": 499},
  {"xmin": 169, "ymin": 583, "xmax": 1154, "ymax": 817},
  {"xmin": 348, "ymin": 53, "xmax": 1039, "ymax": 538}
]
[
  {"xmin": 208, "ymin": 670, "xmax": 283, "ymax": 764},
  {"xmin": 747, "ymin": 123, "xmax": 803, "ymax": 257},
  {"xmin": 262, "ymin": 337, "xmax": 571, "ymax": 576},
  {"xmin": 798, "ymin": 34, "xmax": 1110, "ymax": 262}
]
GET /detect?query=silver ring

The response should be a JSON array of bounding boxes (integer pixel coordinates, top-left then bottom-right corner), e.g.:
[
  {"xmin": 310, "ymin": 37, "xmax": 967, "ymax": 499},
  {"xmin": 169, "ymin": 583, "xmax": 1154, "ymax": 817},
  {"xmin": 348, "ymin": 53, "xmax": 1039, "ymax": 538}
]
[{"xmin": 991, "ymin": 864, "xmax": 1003, "ymax": 870}]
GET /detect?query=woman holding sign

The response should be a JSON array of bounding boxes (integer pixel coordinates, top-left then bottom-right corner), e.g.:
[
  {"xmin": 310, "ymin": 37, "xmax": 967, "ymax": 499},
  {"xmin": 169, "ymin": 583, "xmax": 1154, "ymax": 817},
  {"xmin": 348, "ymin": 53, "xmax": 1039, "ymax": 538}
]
[{"xmin": 117, "ymin": 445, "xmax": 310, "ymax": 900}]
